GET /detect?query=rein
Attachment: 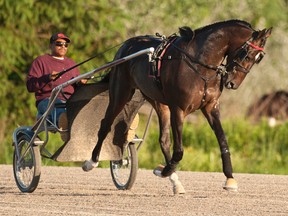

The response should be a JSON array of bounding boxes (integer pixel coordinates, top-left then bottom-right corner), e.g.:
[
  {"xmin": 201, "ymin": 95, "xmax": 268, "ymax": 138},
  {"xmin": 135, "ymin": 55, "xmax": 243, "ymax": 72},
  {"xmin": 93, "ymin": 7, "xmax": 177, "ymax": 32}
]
[
  {"xmin": 38, "ymin": 42, "xmax": 125, "ymax": 92},
  {"xmin": 171, "ymin": 43, "xmax": 227, "ymax": 77},
  {"xmin": 156, "ymin": 30, "xmax": 265, "ymax": 77},
  {"xmin": 153, "ymin": 34, "xmax": 226, "ymax": 107},
  {"xmin": 154, "ymin": 34, "xmax": 227, "ymax": 78},
  {"xmin": 154, "ymin": 31, "xmax": 264, "ymax": 107}
]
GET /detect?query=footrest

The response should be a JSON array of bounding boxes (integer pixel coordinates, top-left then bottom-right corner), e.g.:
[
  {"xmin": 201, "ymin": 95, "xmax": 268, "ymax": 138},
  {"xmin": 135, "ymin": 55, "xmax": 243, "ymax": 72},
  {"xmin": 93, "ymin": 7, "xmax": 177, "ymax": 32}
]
[{"xmin": 34, "ymin": 140, "xmax": 44, "ymax": 145}]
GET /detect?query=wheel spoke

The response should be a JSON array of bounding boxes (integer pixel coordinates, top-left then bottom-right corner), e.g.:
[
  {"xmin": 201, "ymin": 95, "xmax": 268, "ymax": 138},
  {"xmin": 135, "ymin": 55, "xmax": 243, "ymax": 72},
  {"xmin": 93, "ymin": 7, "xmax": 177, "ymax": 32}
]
[
  {"xmin": 13, "ymin": 134, "xmax": 41, "ymax": 193},
  {"xmin": 110, "ymin": 143, "xmax": 138, "ymax": 190}
]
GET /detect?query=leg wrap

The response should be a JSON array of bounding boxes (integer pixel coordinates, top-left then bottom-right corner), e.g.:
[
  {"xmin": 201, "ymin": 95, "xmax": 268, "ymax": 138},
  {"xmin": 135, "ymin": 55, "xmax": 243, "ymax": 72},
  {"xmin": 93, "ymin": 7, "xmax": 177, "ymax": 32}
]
[{"xmin": 221, "ymin": 150, "xmax": 233, "ymax": 179}]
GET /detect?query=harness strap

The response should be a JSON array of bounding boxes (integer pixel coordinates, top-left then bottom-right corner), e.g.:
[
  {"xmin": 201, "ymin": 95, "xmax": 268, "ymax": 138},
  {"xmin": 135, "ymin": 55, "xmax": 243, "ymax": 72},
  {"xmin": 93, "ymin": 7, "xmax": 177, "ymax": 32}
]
[
  {"xmin": 152, "ymin": 33, "xmax": 222, "ymax": 78},
  {"xmin": 171, "ymin": 44, "xmax": 219, "ymax": 71},
  {"xmin": 150, "ymin": 35, "xmax": 178, "ymax": 77},
  {"xmin": 246, "ymin": 41, "xmax": 264, "ymax": 51},
  {"xmin": 157, "ymin": 37, "xmax": 177, "ymax": 75},
  {"xmin": 153, "ymin": 34, "xmax": 226, "ymax": 108}
]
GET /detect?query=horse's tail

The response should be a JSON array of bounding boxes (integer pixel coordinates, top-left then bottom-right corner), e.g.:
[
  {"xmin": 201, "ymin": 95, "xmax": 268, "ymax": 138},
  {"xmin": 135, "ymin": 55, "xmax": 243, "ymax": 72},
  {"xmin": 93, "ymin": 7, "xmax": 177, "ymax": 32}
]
[
  {"xmin": 99, "ymin": 70, "xmax": 110, "ymax": 83},
  {"xmin": 99, "ymin": 35, "xmax": 155, "ymax": 84}
]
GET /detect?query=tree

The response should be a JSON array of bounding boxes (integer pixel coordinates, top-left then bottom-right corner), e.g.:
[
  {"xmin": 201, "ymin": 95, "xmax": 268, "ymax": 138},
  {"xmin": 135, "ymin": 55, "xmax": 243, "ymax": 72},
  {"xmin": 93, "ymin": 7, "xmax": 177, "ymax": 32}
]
[
  {"xmin": 0, "ymin": 0, "xmax": 130, "ymax": 162},
  {"xmin": 0, "ymin": 0, "xmax": 287, "ymax": 164}
]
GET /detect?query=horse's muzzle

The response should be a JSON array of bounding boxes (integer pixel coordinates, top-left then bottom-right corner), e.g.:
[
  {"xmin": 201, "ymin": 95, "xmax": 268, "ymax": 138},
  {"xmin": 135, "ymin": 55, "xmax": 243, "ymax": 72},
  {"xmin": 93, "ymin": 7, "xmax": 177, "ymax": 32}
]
[{"xmin": 225, "ymin": 81, "xmax": 239, "ymax": 90}]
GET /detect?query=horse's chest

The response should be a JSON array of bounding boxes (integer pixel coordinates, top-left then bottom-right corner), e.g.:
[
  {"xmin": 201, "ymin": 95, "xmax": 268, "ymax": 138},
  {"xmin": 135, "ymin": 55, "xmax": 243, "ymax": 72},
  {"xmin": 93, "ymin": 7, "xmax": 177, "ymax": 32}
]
[
  {"xmin": 186, "ymin": 86, "xmax": 220, "ymax": 111},
  {"xmin": 198, "ymin": 87, "xmax": 221, "ymax": 107}
]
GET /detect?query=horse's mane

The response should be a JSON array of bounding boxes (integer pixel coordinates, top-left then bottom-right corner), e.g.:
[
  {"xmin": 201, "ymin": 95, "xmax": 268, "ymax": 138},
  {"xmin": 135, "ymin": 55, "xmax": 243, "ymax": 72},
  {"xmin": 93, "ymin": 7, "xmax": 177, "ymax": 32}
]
[
  {"xmin": 177, "ymin": 20, "xmax": 253, "ymax": 41},
  {"xmin": 195, "ymin": 19, "xmax": 254, "ymax": 33}
]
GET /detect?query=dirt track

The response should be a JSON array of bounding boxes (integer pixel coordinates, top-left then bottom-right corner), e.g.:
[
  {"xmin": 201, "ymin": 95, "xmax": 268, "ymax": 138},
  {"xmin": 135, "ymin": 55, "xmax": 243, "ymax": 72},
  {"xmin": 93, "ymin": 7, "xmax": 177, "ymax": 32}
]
[{"xmin": 0, "ymin": 165, "xmax": 287, "ymax": 215}]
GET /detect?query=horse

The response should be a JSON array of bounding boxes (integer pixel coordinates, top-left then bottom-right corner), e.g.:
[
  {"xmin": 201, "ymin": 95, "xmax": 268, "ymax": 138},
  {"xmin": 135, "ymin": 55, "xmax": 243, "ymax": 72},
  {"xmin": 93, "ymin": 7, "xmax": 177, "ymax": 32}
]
[
  {"xmin": 247, "ymin": 90, "xmax": 288, "ymax": 127},
  {"xmin": 83, "ymin": 19, "xmax": 272, "ymax": 192}
]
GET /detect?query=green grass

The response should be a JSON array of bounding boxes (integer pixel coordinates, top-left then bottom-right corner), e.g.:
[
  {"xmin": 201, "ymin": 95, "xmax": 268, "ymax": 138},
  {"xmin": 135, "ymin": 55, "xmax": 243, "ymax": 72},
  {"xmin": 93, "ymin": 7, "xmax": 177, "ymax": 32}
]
[
  {"xmin": 2, "ymin": 114, "xmax": 288, "ymax": 174},
  {"xmin": 137, "ymin": 114, "xmax": 288, "ymax": 174}
]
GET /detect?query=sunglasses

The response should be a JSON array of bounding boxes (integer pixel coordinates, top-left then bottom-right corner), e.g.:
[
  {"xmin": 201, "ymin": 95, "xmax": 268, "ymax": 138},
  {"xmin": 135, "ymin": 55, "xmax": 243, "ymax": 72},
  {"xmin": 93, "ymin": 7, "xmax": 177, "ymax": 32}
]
[{"xmin": 54, "ymin": 41, "xmax": 69, "ymax": 47}]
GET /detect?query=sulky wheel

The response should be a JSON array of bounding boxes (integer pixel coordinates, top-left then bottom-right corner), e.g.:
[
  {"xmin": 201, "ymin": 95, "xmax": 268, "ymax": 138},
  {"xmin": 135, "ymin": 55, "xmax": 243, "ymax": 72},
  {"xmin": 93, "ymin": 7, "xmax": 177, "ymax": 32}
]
[
  {"xmin": 110, "ymin": 142, "xmax": 138, "ymax": 190},
  {"xmin": 13, "ymin": 134, "xmax": 41, "ymax": 193}
]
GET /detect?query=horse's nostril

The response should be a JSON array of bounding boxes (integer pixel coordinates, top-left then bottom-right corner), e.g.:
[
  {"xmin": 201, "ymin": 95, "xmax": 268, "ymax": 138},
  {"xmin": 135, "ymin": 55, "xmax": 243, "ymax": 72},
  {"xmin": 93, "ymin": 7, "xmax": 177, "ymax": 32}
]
[{"xmin": 226, "ymin": 82, "xmax": 233, "ymax": 89}]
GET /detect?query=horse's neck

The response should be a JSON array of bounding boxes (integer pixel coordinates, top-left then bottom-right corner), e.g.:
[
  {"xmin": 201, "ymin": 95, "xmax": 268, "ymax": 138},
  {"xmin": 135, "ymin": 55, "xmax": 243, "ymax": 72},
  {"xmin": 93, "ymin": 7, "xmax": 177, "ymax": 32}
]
[
  {"xmin": 188, "ymin": 34, "xmax": 227, "ymax": 67},
  {"xmin": 224, "ymin": 26, "xmax": 253, "ymax": 51},
  {"xmin": 193, "ymin": 27, "xmax": 251, "ymax": 62}
]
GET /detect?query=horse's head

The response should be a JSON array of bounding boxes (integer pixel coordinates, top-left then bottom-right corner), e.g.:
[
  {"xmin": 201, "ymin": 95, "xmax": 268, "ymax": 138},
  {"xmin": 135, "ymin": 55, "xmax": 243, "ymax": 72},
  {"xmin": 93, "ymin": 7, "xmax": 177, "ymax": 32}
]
[{"xmin": 224, "ymin": 27, "xmax": 272, "ymax": 89}]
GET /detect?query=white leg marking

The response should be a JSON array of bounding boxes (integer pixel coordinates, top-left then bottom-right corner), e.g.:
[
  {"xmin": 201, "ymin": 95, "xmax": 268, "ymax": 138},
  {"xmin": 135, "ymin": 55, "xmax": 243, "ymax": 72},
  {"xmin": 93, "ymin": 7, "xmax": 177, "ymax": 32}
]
[{"xmin": 169, "ymin": 172, "xmax": 186, "ymax": 194}]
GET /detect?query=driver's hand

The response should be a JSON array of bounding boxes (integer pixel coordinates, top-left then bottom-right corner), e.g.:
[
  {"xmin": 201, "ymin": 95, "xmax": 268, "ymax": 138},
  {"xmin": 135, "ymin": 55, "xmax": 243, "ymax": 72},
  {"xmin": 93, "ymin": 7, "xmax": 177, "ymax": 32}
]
[
  {"xmin": 80, "ymin": 79, "xmax": 88, "ymax": 84},
  {"xmin": 49, "ymin": 71, "xmax": 60, "ymax": 80}
]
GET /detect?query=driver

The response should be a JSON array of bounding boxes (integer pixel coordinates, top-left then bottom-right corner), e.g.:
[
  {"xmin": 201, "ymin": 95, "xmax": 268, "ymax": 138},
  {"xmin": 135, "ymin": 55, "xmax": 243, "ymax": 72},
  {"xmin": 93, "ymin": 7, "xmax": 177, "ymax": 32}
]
[{"xmin": 26, "ymin": 32, "xmax": 86, "ymax": 140}]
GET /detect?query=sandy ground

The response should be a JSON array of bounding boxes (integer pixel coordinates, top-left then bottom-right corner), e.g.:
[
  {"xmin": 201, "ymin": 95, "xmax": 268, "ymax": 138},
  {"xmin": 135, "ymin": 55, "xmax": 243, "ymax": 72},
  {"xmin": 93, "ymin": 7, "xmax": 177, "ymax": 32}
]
[{"xmin": 0, "ymin": 164, "xmax": 287, "ymax": 216}]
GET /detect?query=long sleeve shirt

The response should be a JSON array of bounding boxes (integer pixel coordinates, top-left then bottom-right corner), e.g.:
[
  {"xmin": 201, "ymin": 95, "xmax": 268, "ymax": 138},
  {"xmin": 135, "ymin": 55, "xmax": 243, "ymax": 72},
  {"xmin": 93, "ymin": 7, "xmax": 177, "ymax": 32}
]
[{"xmin": 26, "ymin": 54, "xmax": 80, "ymax": 106}]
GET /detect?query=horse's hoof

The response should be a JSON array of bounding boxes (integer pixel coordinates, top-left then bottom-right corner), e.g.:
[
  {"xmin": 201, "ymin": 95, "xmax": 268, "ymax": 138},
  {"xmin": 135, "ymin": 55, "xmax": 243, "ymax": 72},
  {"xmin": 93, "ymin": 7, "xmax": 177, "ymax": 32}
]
[
  {"xmin": 172, "ymin": 183, "xmax": 186, "ymax": 195},
  {"xmin": 223, "ymin": 178, "xmax": 238, "ymax": 192},
  {"xmin": 153, "ymin": 165, "xmax": 165, "ymax": 177},
  {"xmin": 82, "ymin": 159, "xmax": 99, "ymax": 172},
  {"xmin": 169, "ymin": 173, "xmax": 186, "ymax": 195}
]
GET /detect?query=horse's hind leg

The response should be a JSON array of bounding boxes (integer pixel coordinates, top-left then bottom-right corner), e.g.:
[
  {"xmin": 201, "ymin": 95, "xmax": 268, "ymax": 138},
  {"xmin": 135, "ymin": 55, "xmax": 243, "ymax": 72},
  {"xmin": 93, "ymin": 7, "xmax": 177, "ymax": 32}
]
[
  {"xmin": 153, "ymin": 103, "xmax": 172, "ymax": 163},
  {"xmin": 161, "ymin": 106, "xmax": 185, "ymax": 177},
  {"xmin": 152, "ymin": 103, "xmax": 185, "ymax": 194},
  {"xmin": 83, "ymin": 72, "xmax": 134, "ymax": 171}
]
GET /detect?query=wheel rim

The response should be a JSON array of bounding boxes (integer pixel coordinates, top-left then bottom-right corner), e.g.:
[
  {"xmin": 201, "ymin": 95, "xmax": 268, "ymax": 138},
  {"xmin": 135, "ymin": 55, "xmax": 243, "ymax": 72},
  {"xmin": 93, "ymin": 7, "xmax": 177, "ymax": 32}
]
[
  {"xmin": 111, "ymin": 148, "xmax": 131, "ymax": 186},
  {"xmin": 14, "ymin": 140, "xmax": 36, "ymax": 189}
]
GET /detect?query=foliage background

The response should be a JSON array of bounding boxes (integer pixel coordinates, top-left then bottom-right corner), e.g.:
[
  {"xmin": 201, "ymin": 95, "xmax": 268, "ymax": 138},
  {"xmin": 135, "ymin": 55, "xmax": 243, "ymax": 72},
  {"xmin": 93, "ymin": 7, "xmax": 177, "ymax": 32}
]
[{"xmin": 1, "ymin": 0, "xmax": 287, "ymax": 174}]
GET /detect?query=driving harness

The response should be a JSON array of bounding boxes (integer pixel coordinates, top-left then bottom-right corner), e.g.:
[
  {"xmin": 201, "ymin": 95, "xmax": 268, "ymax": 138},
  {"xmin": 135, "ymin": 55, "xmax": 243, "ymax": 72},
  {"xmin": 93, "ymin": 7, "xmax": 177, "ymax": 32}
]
[{"xmin": 149, "ymin": 29, "xmax": 265, "ymax": 107}]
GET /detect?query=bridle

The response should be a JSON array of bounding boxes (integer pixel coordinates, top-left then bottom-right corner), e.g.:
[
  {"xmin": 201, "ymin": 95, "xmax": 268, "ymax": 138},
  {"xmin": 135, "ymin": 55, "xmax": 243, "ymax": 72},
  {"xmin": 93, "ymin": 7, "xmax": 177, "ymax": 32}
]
[
  {"xmin": 161, "ymin": 31, "xmax": 266, "ymax": 106},
  {"xmin": 227, "ymin": 37, "xmax": 266, "ymax": 74},
  {"xmin": 161, "ymin": 31, "xmax": 266, "ymax": 78}
]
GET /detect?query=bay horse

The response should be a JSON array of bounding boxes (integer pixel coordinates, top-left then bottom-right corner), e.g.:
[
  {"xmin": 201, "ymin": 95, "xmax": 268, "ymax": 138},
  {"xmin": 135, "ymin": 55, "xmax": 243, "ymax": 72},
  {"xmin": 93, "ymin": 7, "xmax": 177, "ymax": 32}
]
[
  {"xmin": 83, "ymin": 19, "xmax": 272, "ymax": 192},
  {"xmin": 247, "ymin": 90, "xmax": 288, "ymax": 127}
]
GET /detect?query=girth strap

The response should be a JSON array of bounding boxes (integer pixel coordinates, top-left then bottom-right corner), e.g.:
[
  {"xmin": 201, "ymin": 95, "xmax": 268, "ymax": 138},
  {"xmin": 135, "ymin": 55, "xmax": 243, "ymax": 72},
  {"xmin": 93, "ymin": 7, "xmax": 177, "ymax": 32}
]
[{"xmin": 150, "ymin": 34, "xmax": 178, "ymax": 77}]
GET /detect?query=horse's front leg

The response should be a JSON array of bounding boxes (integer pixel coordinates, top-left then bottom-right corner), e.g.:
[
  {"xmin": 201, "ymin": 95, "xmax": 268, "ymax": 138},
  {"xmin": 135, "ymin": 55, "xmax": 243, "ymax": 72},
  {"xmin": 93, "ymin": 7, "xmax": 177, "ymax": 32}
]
[{"xmin": 201, "ymin": 104, "xmax": 238, "ymax": 191}]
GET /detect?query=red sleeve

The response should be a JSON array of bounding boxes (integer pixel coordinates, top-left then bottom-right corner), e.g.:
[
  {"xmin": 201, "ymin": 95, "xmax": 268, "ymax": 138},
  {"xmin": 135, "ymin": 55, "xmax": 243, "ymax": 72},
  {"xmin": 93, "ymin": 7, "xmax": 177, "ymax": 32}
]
[{"xmin": 26, "ymin": 56, "xmax": 51, "ymax": 92}]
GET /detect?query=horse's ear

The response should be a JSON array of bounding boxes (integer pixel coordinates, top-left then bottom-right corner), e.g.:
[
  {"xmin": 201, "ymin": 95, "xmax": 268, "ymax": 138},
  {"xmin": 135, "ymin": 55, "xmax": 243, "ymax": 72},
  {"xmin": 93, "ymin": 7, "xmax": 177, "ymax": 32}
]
[
  {"xmin": 254, "ymin": 27, "xmax": 273, "ymax": 39},
  {"xmin": 265, "ymin": 27, "xmax": 273, "ymax": 38}
]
